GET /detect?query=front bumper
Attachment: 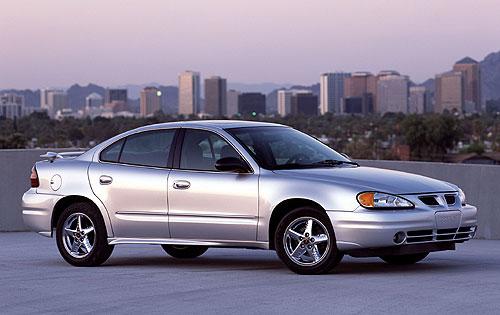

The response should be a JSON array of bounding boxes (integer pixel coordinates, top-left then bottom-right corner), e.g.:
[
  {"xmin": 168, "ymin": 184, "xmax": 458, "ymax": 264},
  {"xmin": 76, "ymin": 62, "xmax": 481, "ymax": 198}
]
[
  {"xmin": 22, "ymin": 189, "xmax": 59, "ymax": 237},
  {"xmin": 327, "ymin": 204, "xmax": 477, "ymax": 252}
]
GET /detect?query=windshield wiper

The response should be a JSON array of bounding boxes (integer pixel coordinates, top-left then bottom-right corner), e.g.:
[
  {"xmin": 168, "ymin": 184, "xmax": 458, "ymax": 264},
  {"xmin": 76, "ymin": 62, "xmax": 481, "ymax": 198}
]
[{"xmin": 312, "ymin": 159, "xmax": 359, "ymax": 167}]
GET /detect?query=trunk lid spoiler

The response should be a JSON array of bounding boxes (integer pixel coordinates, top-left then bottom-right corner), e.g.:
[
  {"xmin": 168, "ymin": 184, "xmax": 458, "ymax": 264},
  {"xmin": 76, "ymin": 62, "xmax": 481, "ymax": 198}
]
[{"xmin": 40, "ymin": 151, "xmax": 86, "ymax": 163}]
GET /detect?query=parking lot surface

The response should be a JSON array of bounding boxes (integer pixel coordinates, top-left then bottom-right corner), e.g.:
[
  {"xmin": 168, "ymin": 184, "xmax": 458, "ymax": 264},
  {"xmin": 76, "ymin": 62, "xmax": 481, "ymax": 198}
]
[{"xmin": 1, "ymin": 232, "xmax": 499, "ymax": 314}]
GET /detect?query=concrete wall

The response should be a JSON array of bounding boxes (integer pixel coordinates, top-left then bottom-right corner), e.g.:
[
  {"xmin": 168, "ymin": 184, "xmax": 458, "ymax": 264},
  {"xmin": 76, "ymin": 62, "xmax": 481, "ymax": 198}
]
[
  {"xmin": 0, "ymin": 149, "xmax": 78, "ymax": 231},
  {"xmin": 0, "ymin": 150, "xmax": 498, "ymax": 239},
  {"xmin": 359, "ymin": 160, "xmax": 500, "ymax": 240}
]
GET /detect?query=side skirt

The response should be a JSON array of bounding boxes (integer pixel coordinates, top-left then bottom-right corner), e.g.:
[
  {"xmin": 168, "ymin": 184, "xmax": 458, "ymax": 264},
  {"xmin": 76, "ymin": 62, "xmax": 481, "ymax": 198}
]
[{"xmin": 107, "ymin": 237, "xmax": 269, "ymax": 250}]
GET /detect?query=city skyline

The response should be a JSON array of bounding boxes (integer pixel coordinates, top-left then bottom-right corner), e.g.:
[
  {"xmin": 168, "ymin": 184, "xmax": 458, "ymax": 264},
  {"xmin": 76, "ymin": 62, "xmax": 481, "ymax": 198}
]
[{"xmin": 2, "ymin": 0, "xmax": 500, "ymax": 89}]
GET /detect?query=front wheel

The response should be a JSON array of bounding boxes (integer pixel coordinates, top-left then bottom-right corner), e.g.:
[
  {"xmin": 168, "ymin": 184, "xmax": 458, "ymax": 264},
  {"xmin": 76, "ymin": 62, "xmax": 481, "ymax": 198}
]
[
  {"xmin": 379, "ymin": 253, "xmax": 429, "ymax": 265},
  {"xmin": 274, "ymin": 207, "xmax": 344, "ymax": 274},
  {"xmin": 56, "ymin": 202, "xmax": 114, "ymax": 267},
  {"xmin": 161, "ymin": 245, "xmax": 208, "ymax": 258}
]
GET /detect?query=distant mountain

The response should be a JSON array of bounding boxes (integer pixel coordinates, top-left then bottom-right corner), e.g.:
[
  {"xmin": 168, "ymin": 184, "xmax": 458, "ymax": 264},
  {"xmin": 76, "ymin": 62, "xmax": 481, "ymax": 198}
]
[
  {"xmin": 0, "ymin": 89, "xmax": 40, "ymax": 107},
  {"xmin": 159, "ymin": 85, "xmax": 178, "ymax": 114},
  {"xmin": 228, "ymin": 82, "xmax": 293, "ymax": 94},
  {"xmin": 419, "ymin": 78, "xmax": 435, "ymax": 94},
  {"xmin": 266, "ymin": 83, "xmax": 320, "ymax": 114},
  {"xmin": 481, "ymin": 50, "xmax": 500, "ymax": 102},
  {"xmin": 66, "ymin": 83, "xmax": 105, "ymax": 110},
  {"xmin": 112, "ymin": 82, "xmax": 162, "ymax": 99}
]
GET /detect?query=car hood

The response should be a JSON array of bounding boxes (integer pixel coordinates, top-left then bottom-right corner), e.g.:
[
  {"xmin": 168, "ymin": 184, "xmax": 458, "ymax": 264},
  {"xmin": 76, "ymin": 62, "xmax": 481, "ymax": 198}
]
[{"xmin": 272, "ymin": 166, "xmax": 456, "ymax": 195}]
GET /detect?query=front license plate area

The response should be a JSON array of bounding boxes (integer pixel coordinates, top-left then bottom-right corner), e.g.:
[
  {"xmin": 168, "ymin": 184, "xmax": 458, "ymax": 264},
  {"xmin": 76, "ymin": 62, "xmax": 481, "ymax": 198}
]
[{"xmin": 435, "ymin": 211, "xmax": 461, "ymax": 229}]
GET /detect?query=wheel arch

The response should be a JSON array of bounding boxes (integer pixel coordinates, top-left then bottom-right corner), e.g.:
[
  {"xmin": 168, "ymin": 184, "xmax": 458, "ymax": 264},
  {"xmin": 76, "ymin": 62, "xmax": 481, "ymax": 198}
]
[
  {"xmin": 52, "ymin": 195, "xmax": 114, "ymax": 237},
  {"xmin": 268, "ymin": 198, "xmax": 326, "ymax": 250}
]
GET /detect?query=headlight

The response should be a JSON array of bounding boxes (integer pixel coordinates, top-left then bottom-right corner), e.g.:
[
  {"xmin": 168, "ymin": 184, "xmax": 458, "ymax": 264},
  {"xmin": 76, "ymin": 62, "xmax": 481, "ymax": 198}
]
[
  {"xmin": 458, "ymin": 188, "xmax": 467, "ymax": 206},
  {"xmin": 357, "ymin": 192, "xmax": 414, "ymax": 209}
]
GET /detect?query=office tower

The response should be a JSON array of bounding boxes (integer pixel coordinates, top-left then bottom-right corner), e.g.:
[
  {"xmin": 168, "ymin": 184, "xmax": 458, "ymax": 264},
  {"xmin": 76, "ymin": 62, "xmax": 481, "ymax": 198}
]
[
  {"xmin": 408, "ymin": 86, "xmax": 426, "ymax": 114},
  {"xmin": 343, "ymin": 72, "xmax": 377, "ymax": 114},
  {"xmin": 140, "ymin": 87, "xmax": 162, "ymax": 117},
  {"xmin": 453, "ymin": 57, "xmax": 482, "ymax": 112},
  {"xmin": 291, "ymin": 93, "xmax": 318, "ymax": 116},
  {"xmin": 278, "ymin": 90, "xmax": 310, "ymax": 116},
  {"xmin": 434, "ymin": 71, "xmax": 464, "ymax": 113},
  {"xmin": 376, "ymin": 74, "xmax": 409, "ymax": 114},
  {"xmin": 238, "ymin": 93, "xmax": 266, "ymax": 115},
  {"xmin": 0, "ymin": 93, "xmax": 24, "ymax": 119},
  {"xmin": 85, "ymin": 93, "xmax": 104, "ymax": 108},
  {"xmin": 320, "ymin": 72, "xmax": 351, "ymax": 115},
  {"xmin": 204, "ymin": 76, "xmax": 227, "ymax": 116},
  {"xmin": 178, "ymin": 71, "xmax": 200, "ymax": 115},
  {"xmin": 105, "ymin": 88, "xmax": 127, "ymax": 104},
  {"xmin": 46, "ymin": 91, "xmax": 68, "ymax": 117},
  {"xmin": 226, "ymin": 89, "xmax": 240, "ymax": 117},
  {"xmin": 40, "ymin": 89, "xmax": 49, "ymax": 110}
]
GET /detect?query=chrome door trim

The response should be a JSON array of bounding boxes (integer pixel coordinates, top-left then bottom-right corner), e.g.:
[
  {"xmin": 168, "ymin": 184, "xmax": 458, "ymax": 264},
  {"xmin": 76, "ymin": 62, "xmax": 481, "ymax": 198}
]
[
  {"xmin": 171, "ymin": 213, "xmax": 258, "ymax": 219},
  {"xmin": 115, "ymin": 211, "xmax": 169, "ymax": 216}
]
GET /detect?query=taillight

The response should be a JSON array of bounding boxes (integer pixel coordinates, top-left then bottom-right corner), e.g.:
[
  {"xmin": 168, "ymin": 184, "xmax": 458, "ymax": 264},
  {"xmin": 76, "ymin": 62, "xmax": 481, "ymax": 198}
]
[{"xmin": 30, "ymin": 166, "xmax": 39, "ymax": 187}]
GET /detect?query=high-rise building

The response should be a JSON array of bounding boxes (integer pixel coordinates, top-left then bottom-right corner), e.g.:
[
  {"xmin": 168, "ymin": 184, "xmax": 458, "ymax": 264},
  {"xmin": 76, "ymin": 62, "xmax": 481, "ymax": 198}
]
[
  {"xmin": 85, "ymin": 93, "xmax": 104, "ymax": 108},
  {"xmin": 453, "ymin": 57, "xmax": 482, "ymax": 112},
  {"xmin": 291, "ymin": 93, "xmax": 318, "ymax": 116},
  {"xmin": 343, "ymin": 72, "xmax": 377, "ymax": 114},
  {"xmin": 226, "ymin": 89, "xmax": 240, "ymax": 117},
  {"xmin": 178, "ymin": 71, "xmax": 200, "ymax": 116},
  {"xmin": 0, "ymin": 93, "xmax": 24, "ymax": 119},
  {"xmin": 140, "ymin": 87, "xmax": 162, "ymax": 117},
  {"xmin": 376, "ymin": 74, "xmax": 409, "ymax": 114},
  {"xmin": 434, "ymin": 71, "xmax": 464, "ymax": 113},
  {"xmin": 46, "ymin": 91, "xmax": 68, "ymax": 117},
  {"xmin": 105, "ymin": 88, "xmax": 127, "ymax": 104},
  {"xmin": 320, "ymin": 72, "xmax": 351, "ymax": 115},
  {"xmin": 204, "ymin": 76, "xmax": 227, "ymax": 116},
  {"xmin": 238, "ymin": 93, "xmax": 266, "ymax": 115},
  {"xmin": 408, "ymin": 86, "xmax": 426, "ymax": 114},
  {"xmin": 278, "ymin": 90, "xmax": 310, "ymax": 116}
]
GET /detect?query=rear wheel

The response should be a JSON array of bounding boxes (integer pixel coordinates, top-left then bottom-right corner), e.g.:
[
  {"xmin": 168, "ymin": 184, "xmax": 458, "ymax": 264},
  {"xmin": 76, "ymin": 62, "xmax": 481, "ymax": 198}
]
[
  {"xmin": 161, "ymin": 245, "xmax": 208, "ymax": 258},
  {"xmin": 56, "ymin": 202, "xmax": 114, "ymax": 267},
  {"xmin": 379, "ymin": 253, "xmax": 429, "ymax": 264},
  {"xmin": 274, "ymin": 207, "xmax": 343, "ymax": 274}
]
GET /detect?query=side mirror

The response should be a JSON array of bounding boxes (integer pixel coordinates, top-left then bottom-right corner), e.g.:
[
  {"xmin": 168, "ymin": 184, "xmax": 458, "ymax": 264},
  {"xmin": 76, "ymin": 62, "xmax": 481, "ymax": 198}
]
[{"xmin": 215, "ymin": 157, "xmax": 250, "ymax": 173}]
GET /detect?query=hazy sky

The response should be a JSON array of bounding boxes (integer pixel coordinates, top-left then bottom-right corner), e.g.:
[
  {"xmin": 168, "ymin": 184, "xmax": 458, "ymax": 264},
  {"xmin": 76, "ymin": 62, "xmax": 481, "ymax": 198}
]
[{"xmin": 1, "ymin": 0, "xmax": 500, "ymax": 89}]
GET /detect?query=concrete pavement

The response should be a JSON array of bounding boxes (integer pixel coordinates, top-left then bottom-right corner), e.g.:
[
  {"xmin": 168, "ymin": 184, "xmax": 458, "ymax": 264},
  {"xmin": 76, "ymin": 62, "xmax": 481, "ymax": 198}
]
[{"xmin": 1, "ymin": 232, "xmax": 499, "ymax": 314}]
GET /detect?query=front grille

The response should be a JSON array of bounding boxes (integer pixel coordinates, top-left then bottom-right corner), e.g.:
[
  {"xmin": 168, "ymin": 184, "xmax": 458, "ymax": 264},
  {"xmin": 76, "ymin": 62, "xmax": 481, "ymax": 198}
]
[
  {"xmin": 406, "ymin": 226, "xmax": 476, "ymax": 244},
  {"xmin": 419, "ymin": 194, "xmax": 457, "ymax": 206},
  {"xmin": 419, "ymin": 196, "xmax": 439, "ymax": 206},
  {"xmin": 444, "ymin": 194, "xmax": 456, "ymax": 205}
]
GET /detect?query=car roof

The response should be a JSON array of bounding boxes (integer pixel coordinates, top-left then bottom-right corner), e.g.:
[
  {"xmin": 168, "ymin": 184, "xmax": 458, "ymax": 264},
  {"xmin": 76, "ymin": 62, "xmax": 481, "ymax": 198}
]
[{"xmin": 135, "ymin": 120, "xmax": 287, "ymax": 132}]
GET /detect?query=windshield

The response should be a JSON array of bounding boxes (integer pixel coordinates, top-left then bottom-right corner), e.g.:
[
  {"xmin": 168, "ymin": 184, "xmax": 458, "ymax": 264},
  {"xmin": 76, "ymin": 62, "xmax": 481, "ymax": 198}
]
[{"xmin": 226, "ymin": 126, "xmax": 353, "ymax": 170}]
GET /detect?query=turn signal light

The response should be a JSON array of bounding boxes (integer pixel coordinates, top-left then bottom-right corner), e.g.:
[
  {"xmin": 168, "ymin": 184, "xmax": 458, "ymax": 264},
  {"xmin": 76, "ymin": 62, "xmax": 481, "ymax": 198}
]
[
  {"xmin": 358, "ymin": 192, "xmax": 374, "ymax": 207},
  {"xmin": 30, "ymin": 167, "xmax": 39, "ymax": 187}
]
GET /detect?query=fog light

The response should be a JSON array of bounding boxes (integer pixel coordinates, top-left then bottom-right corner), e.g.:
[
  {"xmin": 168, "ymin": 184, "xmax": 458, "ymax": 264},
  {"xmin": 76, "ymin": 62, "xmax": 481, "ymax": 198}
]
[{"xmin": 393, "ymin": 232, "xmax": 406, "ymax": 244}]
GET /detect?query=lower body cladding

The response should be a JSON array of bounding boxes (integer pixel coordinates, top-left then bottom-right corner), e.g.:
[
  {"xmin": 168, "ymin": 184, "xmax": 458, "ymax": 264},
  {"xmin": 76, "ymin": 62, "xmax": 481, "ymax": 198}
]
[{"xmin": 327, "ymin": 205, "xmax": 477, "ymax": 257}]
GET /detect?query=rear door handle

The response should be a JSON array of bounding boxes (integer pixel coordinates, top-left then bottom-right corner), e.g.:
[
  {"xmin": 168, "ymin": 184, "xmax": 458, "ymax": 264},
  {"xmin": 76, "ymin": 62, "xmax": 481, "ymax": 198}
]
[
  {"xmin": 99, "ymin": 175, "xmax": 113, "ymax": 185},
  {"xmin": 173, "ymin": 180, "xmax": 190, "ymax": 190}
]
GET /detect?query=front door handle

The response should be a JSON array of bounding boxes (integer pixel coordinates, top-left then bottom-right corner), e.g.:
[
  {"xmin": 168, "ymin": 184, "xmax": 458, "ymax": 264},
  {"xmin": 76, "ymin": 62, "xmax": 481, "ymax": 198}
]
[
  {"xmin": 173, "ymin": 180, "xmax": 191, "ymax": 190},
  {"xmin": 99, "ymin": 175, "xmax": 113, "ymax": 185}
]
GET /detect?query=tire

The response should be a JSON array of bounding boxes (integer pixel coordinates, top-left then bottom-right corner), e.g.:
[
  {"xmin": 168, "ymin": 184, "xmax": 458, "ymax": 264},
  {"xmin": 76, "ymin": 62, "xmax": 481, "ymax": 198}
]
[
  {"xmin": 56, "ymin": 202, "xmax": 114, "ymax": 267},
  {"xmin": 161, "ymin": 245, "xmax": 208, "ymax": 258},
  {"xmin": 379, "ymin": 253, "xmax": 429, "ymax": 265},
  {"xmin": 274, "ymin": 207, "xmax": 344, "ymax": 274}
]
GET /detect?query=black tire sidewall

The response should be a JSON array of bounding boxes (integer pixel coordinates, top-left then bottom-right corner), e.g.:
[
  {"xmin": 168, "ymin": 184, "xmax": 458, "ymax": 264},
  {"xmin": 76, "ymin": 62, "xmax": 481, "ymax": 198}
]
[
  {"xmin": 56, "ymin": 202, "xmax": 113, "ymax": 267},
  {"xmin": 161, "ymin": 245, "xmax": 208, "ymax": 258},
  {"xmin": 274, "ymin": 207, "xmax": 343, "ymax": 274}
]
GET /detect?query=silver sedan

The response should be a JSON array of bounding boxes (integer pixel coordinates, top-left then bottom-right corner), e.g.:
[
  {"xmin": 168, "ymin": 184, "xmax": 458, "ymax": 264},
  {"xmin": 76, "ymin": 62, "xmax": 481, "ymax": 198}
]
[{"xmin": 22, "ymin": 121, "xmax": 477, "ymax": 274}]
